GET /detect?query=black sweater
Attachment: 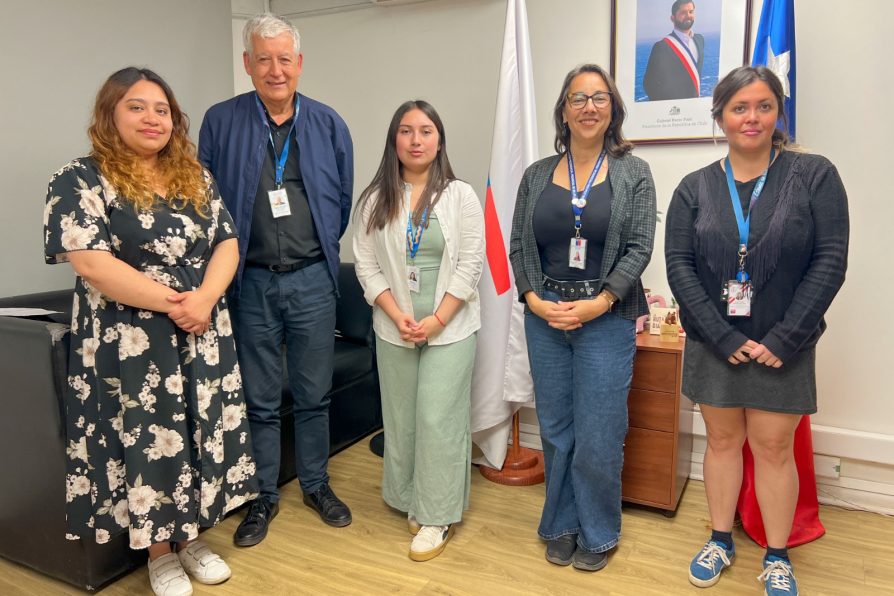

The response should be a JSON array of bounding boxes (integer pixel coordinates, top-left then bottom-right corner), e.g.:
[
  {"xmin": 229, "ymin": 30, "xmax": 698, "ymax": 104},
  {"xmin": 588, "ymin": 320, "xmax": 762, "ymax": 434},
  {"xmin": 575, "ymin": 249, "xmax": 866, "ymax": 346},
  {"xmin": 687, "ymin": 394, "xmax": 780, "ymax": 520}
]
[{"xmin": 665, "ymin": 151, "xmax": 849, "ymax": 362}]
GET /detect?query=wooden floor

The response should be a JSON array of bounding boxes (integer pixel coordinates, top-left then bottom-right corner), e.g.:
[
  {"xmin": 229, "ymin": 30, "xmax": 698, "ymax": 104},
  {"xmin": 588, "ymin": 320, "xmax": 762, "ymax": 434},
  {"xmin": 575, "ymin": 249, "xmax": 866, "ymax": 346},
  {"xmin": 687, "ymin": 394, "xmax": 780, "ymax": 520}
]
[{"xmin": 2, "ymin": 437, "xmax": 893, "ymax": 595}]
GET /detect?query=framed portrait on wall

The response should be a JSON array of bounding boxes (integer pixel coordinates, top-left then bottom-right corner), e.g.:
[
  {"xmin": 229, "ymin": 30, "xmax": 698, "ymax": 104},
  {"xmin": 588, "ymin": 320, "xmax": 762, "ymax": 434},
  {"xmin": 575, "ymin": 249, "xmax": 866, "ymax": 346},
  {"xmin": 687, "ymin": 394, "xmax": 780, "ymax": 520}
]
[{"xmin": 611, "ymin": 0, "xmax": 753, "ymax": 144}]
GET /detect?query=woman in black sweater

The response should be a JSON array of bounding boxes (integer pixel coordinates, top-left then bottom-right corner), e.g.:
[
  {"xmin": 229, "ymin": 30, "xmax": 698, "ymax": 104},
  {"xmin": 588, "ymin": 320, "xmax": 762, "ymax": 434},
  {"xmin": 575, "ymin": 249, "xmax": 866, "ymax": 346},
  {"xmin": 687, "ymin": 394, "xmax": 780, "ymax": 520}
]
[{"xmin": 665, "ymin": 66, "xmax": 848, "ymax": 596}]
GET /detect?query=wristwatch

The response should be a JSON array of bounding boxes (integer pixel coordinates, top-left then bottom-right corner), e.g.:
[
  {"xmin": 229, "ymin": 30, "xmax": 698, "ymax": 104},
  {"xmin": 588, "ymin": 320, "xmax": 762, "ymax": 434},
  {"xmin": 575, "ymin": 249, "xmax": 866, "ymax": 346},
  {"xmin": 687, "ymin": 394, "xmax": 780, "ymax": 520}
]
[{"xmin": 598, "ymin": 290, "xmax": 617, "ymax": 310}]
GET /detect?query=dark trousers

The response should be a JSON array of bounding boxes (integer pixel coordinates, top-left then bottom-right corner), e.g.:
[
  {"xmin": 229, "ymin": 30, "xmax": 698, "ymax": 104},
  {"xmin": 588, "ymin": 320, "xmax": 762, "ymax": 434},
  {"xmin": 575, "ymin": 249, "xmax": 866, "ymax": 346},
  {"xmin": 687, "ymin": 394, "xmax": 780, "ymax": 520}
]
[{"xmin": 230, "ymin": 261, "xmax": 336, "ymax": 500}]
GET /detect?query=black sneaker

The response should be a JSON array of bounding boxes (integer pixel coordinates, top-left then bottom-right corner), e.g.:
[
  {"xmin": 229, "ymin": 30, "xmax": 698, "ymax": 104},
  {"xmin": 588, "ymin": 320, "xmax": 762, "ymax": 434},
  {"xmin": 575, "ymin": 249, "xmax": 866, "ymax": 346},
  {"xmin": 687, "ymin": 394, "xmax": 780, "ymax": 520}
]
[
  {"xmin": 545, "ymin": 534, "xmax": 577, "ymax": 566},
  {"xmin": 233, "ymin": 497, "xmax": 279, "ymax": 547},
  {"xmin": 302, "ymin": 483, "xmax": 352, "ymax": 527},
  {"xmin": 572, "ymin": 549, "xmax": 608, "ymax": 572}
]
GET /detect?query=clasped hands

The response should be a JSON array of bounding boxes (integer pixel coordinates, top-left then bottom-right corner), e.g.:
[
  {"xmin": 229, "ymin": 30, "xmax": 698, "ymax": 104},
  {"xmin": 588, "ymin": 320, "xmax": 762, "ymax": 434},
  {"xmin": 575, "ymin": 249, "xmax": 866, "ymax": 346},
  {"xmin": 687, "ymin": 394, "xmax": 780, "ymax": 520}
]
[
  {"xmin": 166, "ymin": 289, "xmax": 216, "ymax": 336},
  {"xmin": 392, "ymin": 312, "xmax": 443, "ymax": 345},
  {"xmin": 529, "ymin": 294, "xmax": 609, "ymax": 330},
  {"xmin": 728, "ymin": 339, "xmax": 783, "ymax": 368}
]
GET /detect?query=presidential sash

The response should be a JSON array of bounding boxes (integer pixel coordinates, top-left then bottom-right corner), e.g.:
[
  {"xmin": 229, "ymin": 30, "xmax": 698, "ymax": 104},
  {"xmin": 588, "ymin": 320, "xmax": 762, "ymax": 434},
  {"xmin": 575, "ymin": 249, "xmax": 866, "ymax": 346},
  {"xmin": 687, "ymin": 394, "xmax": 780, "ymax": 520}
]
[{"xmin": 662, "ymin": 33, "xmax": 700, "ymax": 96}]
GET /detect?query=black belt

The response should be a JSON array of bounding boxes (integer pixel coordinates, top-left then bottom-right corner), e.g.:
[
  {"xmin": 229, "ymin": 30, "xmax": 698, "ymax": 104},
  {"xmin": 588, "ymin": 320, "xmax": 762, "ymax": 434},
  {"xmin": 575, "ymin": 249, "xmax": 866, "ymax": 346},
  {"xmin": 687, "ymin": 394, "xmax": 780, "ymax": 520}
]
[
  {"xmin": 252, "ymin": 254, "xmax": 325, "ymax": 273},
  {"xmin": 542, "ymin": 276, "xmax": 600, "ymax": 300}
]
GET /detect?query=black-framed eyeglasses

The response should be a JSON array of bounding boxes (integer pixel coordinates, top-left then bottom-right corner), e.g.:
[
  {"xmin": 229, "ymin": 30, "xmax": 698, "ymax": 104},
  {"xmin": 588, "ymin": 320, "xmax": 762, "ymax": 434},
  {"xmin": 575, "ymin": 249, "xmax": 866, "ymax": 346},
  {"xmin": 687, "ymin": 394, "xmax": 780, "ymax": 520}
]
[{"xmin": 566, "ymin": 91, "xmax": 612, "ymax": 109}]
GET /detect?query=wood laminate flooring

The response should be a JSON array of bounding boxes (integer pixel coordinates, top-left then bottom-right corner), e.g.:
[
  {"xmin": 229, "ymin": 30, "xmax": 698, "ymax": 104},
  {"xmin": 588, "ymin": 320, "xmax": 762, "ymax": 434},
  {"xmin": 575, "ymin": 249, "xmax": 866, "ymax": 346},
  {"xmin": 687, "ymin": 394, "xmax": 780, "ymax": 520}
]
[{"xmin": 1, "ymin": 436, "xmax": 892, "ymax": 595}]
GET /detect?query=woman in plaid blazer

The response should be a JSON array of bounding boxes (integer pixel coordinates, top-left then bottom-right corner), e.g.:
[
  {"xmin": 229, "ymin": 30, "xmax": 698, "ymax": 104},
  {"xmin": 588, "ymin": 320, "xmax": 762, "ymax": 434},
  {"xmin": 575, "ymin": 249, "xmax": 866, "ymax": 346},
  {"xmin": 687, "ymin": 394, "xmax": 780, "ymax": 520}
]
[{"xmin": 509, "ymin": 63, "xmax": 656, "ymax": 572}]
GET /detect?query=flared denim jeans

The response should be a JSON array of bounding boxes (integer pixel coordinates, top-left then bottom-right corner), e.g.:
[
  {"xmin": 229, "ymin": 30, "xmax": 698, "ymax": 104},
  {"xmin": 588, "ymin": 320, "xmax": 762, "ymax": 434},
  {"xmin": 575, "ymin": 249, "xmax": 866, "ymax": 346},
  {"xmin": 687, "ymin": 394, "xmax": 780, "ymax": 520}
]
[{"xmin": 525, "ymin": 291, "xmax": 636, "ymax": 553}]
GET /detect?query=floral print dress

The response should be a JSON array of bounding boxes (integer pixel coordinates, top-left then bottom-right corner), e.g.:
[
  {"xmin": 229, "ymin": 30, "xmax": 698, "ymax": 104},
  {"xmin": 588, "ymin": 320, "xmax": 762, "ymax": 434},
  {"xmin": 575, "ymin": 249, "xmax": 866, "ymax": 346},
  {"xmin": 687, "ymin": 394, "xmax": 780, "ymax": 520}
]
[{"xmin": 43, "ymin": 157, "xmax": 258, "ymax": 549}]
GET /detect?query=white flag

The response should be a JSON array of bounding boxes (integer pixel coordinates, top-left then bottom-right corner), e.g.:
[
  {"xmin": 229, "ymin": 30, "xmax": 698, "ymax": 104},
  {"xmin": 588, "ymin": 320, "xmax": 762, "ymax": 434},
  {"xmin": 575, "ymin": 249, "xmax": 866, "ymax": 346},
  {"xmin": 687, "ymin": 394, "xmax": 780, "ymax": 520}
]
[{"xmin": 471, "ymin": 0, "xmax": 538, "ymax": 470}]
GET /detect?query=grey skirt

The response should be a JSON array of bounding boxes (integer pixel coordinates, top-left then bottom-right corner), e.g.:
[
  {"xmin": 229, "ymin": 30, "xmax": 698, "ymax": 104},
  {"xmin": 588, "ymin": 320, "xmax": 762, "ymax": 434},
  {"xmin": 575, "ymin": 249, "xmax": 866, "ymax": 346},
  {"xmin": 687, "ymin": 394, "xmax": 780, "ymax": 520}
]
[{"xmin": 682, "ymin": 338, "xmax": 817, "ymax": 415}]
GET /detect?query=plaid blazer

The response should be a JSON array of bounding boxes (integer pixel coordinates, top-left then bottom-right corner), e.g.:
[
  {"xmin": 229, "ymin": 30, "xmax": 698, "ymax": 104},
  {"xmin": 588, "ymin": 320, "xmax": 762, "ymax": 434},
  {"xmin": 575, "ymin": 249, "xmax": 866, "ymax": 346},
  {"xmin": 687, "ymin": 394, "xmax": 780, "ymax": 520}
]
[{"xmin": 509, "ymin": 152, "xmax": 656, "ymax": 320}]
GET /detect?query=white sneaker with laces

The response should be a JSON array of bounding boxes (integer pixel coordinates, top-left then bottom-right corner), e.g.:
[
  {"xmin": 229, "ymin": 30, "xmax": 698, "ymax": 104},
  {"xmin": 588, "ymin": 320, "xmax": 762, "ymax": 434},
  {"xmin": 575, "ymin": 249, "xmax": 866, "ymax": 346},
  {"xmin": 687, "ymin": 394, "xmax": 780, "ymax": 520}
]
[
  {"xmin": 148, "ymin": 552, "xmax": 193, "ymax": 596},
  {"xmin": 177, "ymin": 540, "xmax": 232, "ymax": 584},
  {"xmin": 409, "ymin": 524, "xmax": 454, "ymax": 561}
]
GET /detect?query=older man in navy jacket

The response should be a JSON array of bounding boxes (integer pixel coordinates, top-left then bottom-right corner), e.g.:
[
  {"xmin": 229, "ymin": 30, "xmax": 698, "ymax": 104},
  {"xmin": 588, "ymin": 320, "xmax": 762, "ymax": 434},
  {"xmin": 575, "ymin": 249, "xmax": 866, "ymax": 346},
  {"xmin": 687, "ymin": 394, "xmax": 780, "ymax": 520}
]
[{"xmin": 199, "ymin": 13, "xmax": 353, "ymax": 546}]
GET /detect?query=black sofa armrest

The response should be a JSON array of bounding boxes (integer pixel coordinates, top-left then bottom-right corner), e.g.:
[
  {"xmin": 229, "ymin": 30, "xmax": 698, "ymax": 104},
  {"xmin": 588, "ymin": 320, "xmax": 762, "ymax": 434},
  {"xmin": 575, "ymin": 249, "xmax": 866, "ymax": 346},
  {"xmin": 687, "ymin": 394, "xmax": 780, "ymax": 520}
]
[
  {"xmin": 336, "ymin": 262, "xmax": 374, "ymax": 347},
  {"xmin": 0, "ymin": 309, "xmax": 142, "ymax": 590},
  {"xmin": 0, "ymin": 289, "xmax": 73, "ymax": 324}
]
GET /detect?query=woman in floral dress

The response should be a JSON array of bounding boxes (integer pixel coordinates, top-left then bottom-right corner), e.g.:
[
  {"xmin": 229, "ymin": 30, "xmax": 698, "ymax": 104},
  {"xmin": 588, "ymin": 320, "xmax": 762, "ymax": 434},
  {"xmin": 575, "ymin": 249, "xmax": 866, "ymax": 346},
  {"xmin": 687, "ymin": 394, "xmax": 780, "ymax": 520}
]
[{"xmin": 44, "ymin": 67, "xmax": 257, "ymax": 596}]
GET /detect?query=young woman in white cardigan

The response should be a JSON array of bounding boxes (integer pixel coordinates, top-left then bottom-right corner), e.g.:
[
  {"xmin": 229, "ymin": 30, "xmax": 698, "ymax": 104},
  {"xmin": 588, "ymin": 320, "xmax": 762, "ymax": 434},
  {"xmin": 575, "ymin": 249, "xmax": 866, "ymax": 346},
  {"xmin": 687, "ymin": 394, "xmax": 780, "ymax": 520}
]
[{"xmin": 353, "ymin": 100, "xmax": 484, "ymax": 562}]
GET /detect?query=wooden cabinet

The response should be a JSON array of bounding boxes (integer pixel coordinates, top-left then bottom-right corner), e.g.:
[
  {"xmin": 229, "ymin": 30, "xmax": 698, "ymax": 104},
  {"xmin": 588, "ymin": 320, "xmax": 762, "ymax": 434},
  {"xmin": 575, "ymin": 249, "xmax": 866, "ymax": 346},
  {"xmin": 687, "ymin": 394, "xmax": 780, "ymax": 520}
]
[{"xmin": 621, "ymin": 334, "xmax": 693, "ymax": 514}]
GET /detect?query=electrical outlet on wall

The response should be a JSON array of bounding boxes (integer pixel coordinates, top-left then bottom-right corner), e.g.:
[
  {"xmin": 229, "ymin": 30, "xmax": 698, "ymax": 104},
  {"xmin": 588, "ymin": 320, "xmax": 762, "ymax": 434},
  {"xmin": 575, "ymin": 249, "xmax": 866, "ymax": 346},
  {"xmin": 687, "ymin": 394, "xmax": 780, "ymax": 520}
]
[{"xmin": 814, "ymin": 455, "xmax": 841, "ymax": 479}]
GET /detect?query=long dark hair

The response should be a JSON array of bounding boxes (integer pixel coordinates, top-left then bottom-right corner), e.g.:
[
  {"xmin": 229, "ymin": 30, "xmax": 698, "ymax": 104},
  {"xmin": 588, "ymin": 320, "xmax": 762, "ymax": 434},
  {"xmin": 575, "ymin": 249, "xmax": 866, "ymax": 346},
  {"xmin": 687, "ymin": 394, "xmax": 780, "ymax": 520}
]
[
  {"xmin": 552, "ymin": 64, "xmax": 633, "ymax": 157},
  {"xmin": 356, "ymin": 100, "xmax": 456, "ymax": 232},
  {"xmin": 711, "ymin": 65, "xmax": 790, "ymax": 150}
]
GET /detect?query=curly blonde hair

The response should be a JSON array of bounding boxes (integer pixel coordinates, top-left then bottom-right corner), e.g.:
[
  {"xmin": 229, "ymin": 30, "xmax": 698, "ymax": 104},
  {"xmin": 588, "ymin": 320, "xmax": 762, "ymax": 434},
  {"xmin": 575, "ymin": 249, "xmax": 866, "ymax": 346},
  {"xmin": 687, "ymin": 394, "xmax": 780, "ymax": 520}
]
[{"xmin": 88, "ymin": 67, "xmax": 208, "ymax": 215}]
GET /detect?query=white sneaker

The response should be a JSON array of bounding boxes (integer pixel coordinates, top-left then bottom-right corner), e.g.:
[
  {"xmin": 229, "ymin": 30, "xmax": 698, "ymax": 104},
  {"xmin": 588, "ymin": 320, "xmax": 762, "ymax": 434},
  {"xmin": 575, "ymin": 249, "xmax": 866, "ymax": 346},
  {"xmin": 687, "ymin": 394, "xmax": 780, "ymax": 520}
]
[
  {"xmin": 177, "ymin": 540, "xmax": 232, "ymax": 585},
  {"xmin": 148, "ymin": 552, "xmax": 193, "ymax": 596},
  {"xmin": 409, "ymin": 525, "xmax": 454, "ymax": 562},
  {"xmin": 408, "ymin": 515, "xmax": 421, "ymax": 536}
]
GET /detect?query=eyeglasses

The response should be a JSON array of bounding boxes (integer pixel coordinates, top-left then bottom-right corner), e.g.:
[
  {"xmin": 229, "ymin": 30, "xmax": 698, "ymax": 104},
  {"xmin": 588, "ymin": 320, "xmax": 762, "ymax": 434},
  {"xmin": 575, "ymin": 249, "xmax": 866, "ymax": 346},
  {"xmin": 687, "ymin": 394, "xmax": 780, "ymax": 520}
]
[{"xmin": 566, "ymin": 91, "xmax": 612, "ymax": 109}]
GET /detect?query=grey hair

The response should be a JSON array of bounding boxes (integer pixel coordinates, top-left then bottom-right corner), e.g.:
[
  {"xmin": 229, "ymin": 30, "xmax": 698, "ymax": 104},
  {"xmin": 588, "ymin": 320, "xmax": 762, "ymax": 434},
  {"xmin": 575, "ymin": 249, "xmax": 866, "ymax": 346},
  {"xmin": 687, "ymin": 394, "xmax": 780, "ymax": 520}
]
[{"xmin": 242, "ymin": 14, "xmax": 301, "ymax": 56}]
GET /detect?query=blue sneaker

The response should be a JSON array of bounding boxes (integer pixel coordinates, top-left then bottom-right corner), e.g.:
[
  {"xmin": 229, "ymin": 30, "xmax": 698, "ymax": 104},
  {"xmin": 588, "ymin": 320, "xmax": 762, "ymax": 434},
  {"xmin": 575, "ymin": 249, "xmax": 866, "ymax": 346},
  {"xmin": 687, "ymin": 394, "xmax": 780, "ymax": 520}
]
[
  {"xmin": 758, "ymin": 556, "xmax": 798, "ymax": 595},
  {"xmin": 688, "ymin": 540, "xmax": 735, "ymax": 588}
]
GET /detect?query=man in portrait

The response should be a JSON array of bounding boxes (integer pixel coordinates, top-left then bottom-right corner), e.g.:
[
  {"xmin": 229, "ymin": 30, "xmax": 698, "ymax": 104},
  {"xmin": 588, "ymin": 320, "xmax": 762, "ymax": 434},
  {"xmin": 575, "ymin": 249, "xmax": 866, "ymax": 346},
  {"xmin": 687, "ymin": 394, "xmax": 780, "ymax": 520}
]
[{"xmin": 643, "ymin": 0, "xmax": 705, "ymax": 101}]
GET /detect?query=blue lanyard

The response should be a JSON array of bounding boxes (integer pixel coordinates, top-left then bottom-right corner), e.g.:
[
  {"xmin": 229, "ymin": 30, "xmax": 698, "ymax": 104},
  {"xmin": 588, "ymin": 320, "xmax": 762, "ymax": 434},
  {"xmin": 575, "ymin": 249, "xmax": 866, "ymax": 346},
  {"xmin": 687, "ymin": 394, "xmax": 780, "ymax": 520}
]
[
  {"xmin": 406, "ymin": 208, "xmax": 429, "ymax": 260},
  {"xmin": 725, "ymin": 148, "xmax": 774, "ymax": 281},
  {"xmin": 255, "ymin": 94, "xmax": 300, "ymax": 188},
  {"xmin": 568, "ymin": 150, "xmax": 607, "ymax": 236}
]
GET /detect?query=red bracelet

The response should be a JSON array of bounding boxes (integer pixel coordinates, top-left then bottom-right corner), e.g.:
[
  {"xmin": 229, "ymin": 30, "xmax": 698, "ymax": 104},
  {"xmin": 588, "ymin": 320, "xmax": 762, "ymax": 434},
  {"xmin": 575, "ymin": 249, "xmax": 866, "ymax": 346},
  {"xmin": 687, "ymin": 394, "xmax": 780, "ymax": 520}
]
[{"xmin": 434, "ymin": 312, "xmax": 446, "ymax": 327}]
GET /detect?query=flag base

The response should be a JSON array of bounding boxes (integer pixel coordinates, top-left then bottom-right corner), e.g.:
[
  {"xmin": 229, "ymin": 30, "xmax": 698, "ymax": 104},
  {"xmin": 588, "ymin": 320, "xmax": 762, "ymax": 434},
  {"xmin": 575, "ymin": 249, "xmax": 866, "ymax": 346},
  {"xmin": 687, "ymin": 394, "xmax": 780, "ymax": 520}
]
[
  {"xmin": 479, "ymin": 411, "xmax": 544, "ymax": 486},
  {"xmin": 368, "ymin": 430, "xmax": 384, "ymax": 458}
]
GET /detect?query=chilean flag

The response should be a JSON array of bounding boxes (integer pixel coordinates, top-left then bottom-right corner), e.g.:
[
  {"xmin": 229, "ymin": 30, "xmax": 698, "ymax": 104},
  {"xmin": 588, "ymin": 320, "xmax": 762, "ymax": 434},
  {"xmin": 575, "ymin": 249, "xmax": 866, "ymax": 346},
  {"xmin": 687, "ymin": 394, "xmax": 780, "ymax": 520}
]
[
  {"xmin": 751, "ymin": 0, "xmax": 796, "ymax": 138},
  {"xmin": 738, "ymin": 0, "xmax": 823, "ymax": 548},
  {"xmin": 470, "ymin": 0, "xmax": 539, "ymax": 470}
]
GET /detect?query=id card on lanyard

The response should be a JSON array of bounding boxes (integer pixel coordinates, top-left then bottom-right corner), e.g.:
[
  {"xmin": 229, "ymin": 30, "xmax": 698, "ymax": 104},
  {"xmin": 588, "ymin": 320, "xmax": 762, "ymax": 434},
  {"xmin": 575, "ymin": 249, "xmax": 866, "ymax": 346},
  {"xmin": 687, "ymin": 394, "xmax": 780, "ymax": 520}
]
[
  {"xmin": 406, "ymin": 207, "xmax": 429, "ymax": 293},
  {"xmin": 722, "ymin": 149, "xmax": 774, "ymax": 317},
  {"xmin": 567, "ymin": 150, "xmax": 607, "ymax": 269},
  {"xmin": 258, "ymin": 94, "xmax": 300, "ymax": 218}
]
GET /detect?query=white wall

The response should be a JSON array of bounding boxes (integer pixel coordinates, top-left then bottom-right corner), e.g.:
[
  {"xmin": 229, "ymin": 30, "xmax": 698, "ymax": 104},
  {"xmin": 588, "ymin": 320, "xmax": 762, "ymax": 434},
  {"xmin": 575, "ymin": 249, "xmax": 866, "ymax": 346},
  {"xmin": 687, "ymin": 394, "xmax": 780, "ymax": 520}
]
[
  {"xmin": 0, "ymin": 0, "xmax": 234, "ymax": 297},
  {"xmin": 232, "ymin": 0, "xmax": 894, "ymax": 508},
  {"xmin": 234, "ymin": 0, "xmax": 508, "ymax": 224}
]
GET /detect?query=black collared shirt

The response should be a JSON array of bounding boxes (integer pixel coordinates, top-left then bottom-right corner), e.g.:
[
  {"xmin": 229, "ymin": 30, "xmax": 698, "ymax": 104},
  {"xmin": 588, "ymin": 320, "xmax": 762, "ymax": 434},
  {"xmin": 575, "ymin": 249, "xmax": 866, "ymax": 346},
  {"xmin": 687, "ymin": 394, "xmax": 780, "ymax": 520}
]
[{"xmin": 245, "ymin": 112, "xmax": 322, "ymax": 268}]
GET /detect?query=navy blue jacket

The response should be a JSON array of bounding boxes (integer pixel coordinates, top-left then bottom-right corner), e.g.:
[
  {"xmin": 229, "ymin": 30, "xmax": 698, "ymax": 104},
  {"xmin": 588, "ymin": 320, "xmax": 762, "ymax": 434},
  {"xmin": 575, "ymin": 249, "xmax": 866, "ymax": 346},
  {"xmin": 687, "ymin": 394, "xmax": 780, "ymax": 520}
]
[{"xmin": 199, "ymin": 91, "xmax": 354, "ymax": 292}]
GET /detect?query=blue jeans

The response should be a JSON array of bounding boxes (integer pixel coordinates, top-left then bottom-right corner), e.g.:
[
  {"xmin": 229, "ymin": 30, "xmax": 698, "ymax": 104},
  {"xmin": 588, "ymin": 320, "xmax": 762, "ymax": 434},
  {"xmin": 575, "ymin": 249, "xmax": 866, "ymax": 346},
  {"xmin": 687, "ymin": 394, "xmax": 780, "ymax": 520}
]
[
  {"xmin": 230, "ymin": 261, "xmax": 336, "ymax": 500},
  {"xmin": 524, "ymin": 290, "xmax": 636, "ymax": 553}
]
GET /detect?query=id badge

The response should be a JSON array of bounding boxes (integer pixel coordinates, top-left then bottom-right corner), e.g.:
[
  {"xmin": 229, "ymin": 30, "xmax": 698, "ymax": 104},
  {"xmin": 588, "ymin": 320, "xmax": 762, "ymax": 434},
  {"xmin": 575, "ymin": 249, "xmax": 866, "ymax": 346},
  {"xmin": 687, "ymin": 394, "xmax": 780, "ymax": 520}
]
[
  {"xmin": 268, "ymin": 188, "xmax": 291, "ymax": 218},
  {"xmin": 723, "ymin": 280, "xmax": 752, "ymax": 317},
  {"xmin": 406, "ymin": 265, "xmax": 420, "ymax": 293},
  {"xmin": 568, "ymin": 237, "xmax": 587, "ymax": 270}
]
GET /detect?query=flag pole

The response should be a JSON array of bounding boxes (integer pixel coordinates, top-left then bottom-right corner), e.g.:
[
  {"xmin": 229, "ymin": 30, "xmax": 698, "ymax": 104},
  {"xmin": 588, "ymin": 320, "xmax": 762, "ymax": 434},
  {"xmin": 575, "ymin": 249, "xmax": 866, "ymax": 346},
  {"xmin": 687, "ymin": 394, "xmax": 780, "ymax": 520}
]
[
  {"xmin": 479, "ymin": 410, "xmax": 543, "ymax": 485},
  {"xmin": 472, "ymin": 0, "xmax": 541, "ymax": 481}
]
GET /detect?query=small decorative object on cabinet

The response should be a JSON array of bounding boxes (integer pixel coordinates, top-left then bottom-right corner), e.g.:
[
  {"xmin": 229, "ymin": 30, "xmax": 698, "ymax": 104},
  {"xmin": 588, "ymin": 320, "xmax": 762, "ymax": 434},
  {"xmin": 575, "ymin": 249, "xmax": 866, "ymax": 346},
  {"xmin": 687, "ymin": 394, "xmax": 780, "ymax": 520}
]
[{"xmin": 622, "ymin": 334, "xmax": 692, "ymax": 516}]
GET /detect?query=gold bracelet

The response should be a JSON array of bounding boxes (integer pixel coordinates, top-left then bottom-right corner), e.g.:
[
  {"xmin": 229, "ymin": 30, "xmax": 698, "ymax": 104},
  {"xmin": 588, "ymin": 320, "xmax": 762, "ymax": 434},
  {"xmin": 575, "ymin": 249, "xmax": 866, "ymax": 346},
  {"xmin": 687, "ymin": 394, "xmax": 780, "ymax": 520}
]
[{"xmin": 598, "ymin": 290, "xmax": 617, "ymax": 310}]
